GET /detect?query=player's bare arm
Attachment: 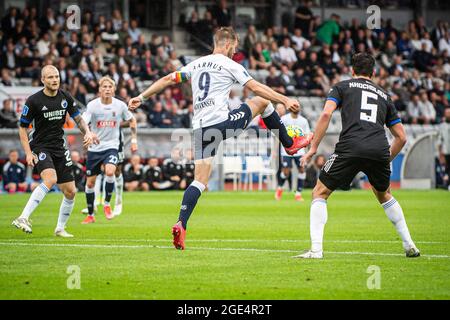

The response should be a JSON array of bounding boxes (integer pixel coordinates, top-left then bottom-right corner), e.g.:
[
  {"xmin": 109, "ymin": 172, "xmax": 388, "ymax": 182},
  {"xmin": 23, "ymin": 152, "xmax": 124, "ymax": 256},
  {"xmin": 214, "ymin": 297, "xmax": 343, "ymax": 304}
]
[
  {"xmin": 245, "ymin": 79, "xmax": 299, "ymax": 112},
  {"xmin": 128, "ymin": 73, "xmax": 179, "ymax": 110},
  {"xmin": 18, "ymin": 126, "xmax": 37, "ymax": 167},
  {"xmin": 388, "ymin": 122, "xmax": 407, "ymax": 161},
  {"xmin": 129, "ymin": 116, "xmax": 138, "ymax": 152},
  {"xmin": 73, "ymin": 114, "xmax": 97, "ymax": 147},
  {"xmin": 300, "ymin": 100, "xmax": 337, "ymax": 167}
]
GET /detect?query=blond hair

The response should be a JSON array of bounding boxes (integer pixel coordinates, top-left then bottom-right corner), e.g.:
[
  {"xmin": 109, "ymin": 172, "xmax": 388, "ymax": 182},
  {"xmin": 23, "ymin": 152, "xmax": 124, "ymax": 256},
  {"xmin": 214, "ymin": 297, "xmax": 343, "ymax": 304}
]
[
  {"xmin": 213, "ymin": 27, "xmax": 238, "ymax": 47},
  {"xmin": 98, "ymin": 76, "xmax": 116, "ymax": 88}
]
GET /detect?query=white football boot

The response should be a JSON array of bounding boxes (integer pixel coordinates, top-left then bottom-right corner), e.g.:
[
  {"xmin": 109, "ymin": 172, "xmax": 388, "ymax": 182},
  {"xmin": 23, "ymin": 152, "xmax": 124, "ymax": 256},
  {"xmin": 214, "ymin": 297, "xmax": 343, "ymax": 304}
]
[
  {"xmin": 292, "ymin": 250, "xmax": 323, "ymax": 259},
  {"xmin": 113, "ymin": 203, "xmax": 122, "ymax": 216},
  {"xmin": 55, "ymin": 228, "xmax": 74, "ymax": 238},
  {"xmin": 12, "ymin": 218, "xmax": 32, "ymax": 233}
]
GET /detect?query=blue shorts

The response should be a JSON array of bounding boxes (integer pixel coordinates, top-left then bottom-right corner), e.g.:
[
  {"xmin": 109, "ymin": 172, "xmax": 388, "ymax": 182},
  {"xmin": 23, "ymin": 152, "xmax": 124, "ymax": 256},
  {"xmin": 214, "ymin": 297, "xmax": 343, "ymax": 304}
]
[
  {"xmin": 194, "ymin": 103, "xmax": 252, "ymax": 160},
  {"xmin": 281, "ymin": 156, "xmax": 301, "ymax": 169},
  {"xmin": 86, "ymin": 149, "xmax": 119, "ymax": 177}
]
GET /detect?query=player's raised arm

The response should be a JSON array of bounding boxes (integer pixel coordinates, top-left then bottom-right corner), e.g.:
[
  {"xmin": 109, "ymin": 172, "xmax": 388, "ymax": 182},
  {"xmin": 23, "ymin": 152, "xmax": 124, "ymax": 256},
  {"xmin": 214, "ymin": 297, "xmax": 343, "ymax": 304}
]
[
  {"xmin": 129, "ymin": 71, "xmax": 188, "ymax": 110},
  {"xmin": 245, "ymin": 79, "xmax": 299, "ymax": 112},
  {"xmin": 300, "ymin": 99, "xmax": 337, "ymax": 167}
]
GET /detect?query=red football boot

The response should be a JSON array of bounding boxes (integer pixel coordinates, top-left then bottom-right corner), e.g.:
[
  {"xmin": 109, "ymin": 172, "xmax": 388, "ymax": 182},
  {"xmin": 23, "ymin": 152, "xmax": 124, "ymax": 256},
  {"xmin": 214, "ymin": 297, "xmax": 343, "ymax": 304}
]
[
  {"xmin": 104, "ymin": 204, "xmax": 114, "ymax": 220},
  {"xmin": 275, "ymin": 187, "xmax": 283, "ymax": 200},
  {"xmin": 172, "ymin": 223, "xmax": 186, "ymax": 250},
  {"xmin": 284, "ymin": 133, "xmax": 314, "ymax": 156},
  {"xmin": 81, "ymin": 215, "xmax": 96, "ymax": 224}
]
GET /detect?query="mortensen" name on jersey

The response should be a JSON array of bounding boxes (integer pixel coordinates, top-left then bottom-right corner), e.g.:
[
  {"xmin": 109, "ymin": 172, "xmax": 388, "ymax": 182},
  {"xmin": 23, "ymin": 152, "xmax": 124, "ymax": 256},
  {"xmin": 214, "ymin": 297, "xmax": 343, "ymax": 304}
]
[
  {"xmin": 43, "ymin": 109, "xmax": 66, "ymax": 121},
  {"xmin": 349, "ymin": 81, "xmax": 388, "ymax": 100}
]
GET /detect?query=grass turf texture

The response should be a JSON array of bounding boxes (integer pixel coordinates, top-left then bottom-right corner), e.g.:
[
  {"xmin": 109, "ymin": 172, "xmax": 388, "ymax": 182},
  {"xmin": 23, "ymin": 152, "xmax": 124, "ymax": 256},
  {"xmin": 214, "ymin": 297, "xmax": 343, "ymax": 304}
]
[{"xmin": 0, "ymin": 190, "xmax": 449, "ymax": 300}]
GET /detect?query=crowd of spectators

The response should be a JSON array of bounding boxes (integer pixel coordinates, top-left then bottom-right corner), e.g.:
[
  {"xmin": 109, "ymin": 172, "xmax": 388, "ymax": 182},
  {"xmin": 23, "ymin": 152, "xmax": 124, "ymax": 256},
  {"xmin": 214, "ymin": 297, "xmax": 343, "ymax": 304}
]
[
  {"xmin": 0, "ymin": 5, "xmax": 193, "ymax": 129},
  {"xmin": 183, "ymin": 1, "xmax": 450, "ymax": 125}
]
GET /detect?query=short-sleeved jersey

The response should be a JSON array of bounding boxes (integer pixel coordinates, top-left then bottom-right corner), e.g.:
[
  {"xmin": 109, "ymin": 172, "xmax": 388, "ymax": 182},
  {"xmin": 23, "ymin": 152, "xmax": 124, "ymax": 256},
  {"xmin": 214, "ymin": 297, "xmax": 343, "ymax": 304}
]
[
  {"xmin": 280, "ymin": 113, "xmax": 311, "ymax": 157},
  {"xmin": 327, "ymin": 78, "xmax": 400, "ymax": 161},
  {"xmin": 82, "ymin": 97, "xmax": 132, "ymax": 152},
  {"xmin": 179, "ymin": 54, "xmax": 253, "ymax": 129},
  {"xmin": 19, "ymin": 89, "xmax": 80, "ymax": 152}
]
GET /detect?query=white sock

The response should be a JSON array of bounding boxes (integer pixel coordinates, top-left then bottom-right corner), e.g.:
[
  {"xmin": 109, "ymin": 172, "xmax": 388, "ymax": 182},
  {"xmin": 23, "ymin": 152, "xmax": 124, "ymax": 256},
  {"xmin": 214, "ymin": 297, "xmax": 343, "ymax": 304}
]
[
  {"xmin": 57, "ymin": 197, "xmax": 74, "ymax": 230},
  {"xmin": 94, "ymin": 174, "xmax": 102, "ymax": 205},
  {"xmin": 19, "ymin": 183, "xmax": 50, "ymax": 220},
  {"xmin": 115, "ymin": 174, "xmax": 124, "ymax": 206},
  {"xmin": 382, "ymin": 197, "xmax": 415, "ymax": 250},
  {"xmin": 261, "ymin": 102, "xmax": 275, "ymax": 118},
  {"xmin": 310, "ymin": 198, "xmax": 328, "ymax": 252}
]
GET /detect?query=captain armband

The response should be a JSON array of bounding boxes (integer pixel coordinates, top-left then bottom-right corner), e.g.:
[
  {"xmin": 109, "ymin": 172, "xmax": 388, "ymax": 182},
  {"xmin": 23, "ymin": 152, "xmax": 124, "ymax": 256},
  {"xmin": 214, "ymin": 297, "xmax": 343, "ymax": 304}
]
[{"xmin": 171, "ymin": 71, "xmax": 190, "ymax": 84}]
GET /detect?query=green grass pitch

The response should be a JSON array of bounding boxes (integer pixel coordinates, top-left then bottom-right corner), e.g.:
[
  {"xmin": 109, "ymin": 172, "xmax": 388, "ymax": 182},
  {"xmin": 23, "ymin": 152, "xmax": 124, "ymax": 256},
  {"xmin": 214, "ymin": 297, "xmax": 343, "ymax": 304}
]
[{"xmin": 0, "ymin": 190, "xmax": 449, "ymax": 299}]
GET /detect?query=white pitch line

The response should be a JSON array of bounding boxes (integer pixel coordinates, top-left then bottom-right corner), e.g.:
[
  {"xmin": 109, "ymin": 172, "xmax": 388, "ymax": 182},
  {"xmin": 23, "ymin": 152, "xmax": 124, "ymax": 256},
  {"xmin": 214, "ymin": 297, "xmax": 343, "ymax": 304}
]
[
  {"xmin": 0, "ymin": 242, "xmax": 448, "ymax": 259},
  {"xmin": 0, "ymin": 238, "xmax": 446, "ymax": 244}
]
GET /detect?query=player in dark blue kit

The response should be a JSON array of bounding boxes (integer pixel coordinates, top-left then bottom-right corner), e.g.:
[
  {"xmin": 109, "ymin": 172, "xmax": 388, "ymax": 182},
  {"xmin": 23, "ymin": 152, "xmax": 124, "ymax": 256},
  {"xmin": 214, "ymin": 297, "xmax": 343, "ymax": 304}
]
[
  {"xmin": 295, "ymin": 53, "xmax": 420, "ymax": 259},
  {"xmin": 12, "ymin": 65, "xmax": 96, "ymax": 236}
]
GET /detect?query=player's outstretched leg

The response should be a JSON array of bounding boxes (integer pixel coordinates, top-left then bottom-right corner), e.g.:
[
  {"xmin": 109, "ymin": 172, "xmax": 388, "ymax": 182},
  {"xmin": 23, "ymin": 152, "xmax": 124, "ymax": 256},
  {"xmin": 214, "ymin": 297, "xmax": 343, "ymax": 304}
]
[
  {"xmin": 293, "ymin": 180, "xmax": 332, "ymax": 259},
  {"xmin": 173, "ymin": 158, "xmax": 210, "ymax": 250},
  {"xmin": 246, "ymin": 97, "xmax": 313, "ymax": 155},
  {"xmin": 55, "ymin": 181, "xmax": 76, "ymax": 237},
  {"xmin": 373, "ymin": 188, "xmax": 420, "ymax": 257},
  {"xmin": 12, "ymin": 169, "xmax": 55, "ymax": 234}
]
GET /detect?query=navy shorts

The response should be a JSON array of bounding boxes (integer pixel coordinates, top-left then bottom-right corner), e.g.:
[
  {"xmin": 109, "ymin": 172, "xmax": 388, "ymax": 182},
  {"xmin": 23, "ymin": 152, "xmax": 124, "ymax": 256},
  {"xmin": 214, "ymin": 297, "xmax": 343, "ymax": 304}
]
[
  {"xmin": 86, "ymin": 149, "xmax": 119, "ymax": 177},
  {"xmin": 319, "ymin": 155, "xmax": 391, "ymax": 192},
  {"xmin": 194, "ymin": 103, "xmax": 252, "ymax": 160},
  {"xmin": 33, "ymin": 148, "xmax": 74, "ymax": 184},
  {"xmin": 281, "ymin": 156, "xmax": 301, "ymax": 169}
]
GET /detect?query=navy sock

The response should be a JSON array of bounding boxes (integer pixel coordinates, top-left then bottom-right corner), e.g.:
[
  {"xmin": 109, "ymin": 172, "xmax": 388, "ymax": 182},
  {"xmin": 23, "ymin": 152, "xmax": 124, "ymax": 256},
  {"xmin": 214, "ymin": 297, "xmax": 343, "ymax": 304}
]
[
  {"xmin": 297, "ymin": 178, "xmax": 304, "ymax": 192},
  {"xmin": 262, "ymin": 111, "xmax": 293, "ymax": 148},
  {"xmin": 178, "ymin": 182, "xmax": 204, "ymax": 229},
  {"xmin": 85, "ymin": 189, "xmax": 95, "ymax": 216},
  {"xmin": 104, "ymin": 176, "xmax": 115, "ymax": 203}
]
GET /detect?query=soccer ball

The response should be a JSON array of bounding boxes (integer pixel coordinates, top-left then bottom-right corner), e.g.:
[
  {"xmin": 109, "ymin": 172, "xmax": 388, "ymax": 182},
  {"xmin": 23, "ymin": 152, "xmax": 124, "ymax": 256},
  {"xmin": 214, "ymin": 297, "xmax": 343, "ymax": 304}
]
[{"xmin": 286, "ymin": 125, "xmax": 304, "ymax": 138}]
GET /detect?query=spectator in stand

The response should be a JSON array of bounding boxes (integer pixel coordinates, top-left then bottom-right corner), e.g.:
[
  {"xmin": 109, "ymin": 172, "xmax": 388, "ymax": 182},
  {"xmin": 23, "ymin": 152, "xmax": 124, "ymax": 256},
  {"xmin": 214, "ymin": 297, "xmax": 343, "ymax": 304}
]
[
  {"xmin": 291, "ymin": 28, "xmax": 310, "ymax": 52},
  {"xmin": 142, "ymin": 157, "xmax": 172, "ymax": 191},
  {"xmin": 294, "ymin": 0, "xmax": 313, "ymax": 38},
  {"xmin": 163, "ymin": 148, "xmax": 186, "ymax": 190},
  {"xmin": 278, "ymin": 38, "xmax": 297, "ymax": 69},
  {"xmin": 249, "ymin": 42, "xmax": 270, "ymax": 70},
  {"xmin": 124, "ymin": 154, "xmax": 145, "ymax": 191},
  {"xmin": 265, "ymin": 65, "xmax": 285, "ymax": 94},
  {"xmin": 148, "ymin": 101, "xmax": 170, "ymax": 128},
  {"xmin": 279, "ymin": 64, "xmax": 296, "ymax": 96},
  {"xmin": 419, "ymin": 91, "xmax": 437, "ymax": 124},
  {"xmin": 128, "ymin": 19, "xmax": 142, "ymax": 43},
  {"xmin": 316, "ymin": 14, "xmax": 340, "ymax": 45},
  {"xmin": 1, "ymin": 68, "xmax": 13, "ymax": 86},
  {"xmin": 211, "ymin": 0, "xmax": 231, "ymax": 27},
  {"xmin": 71, "ymin": 151, "xmax": 85, "ymax": 192},
  {"xmin": 0, "ymin": 98, "xmax": 18, "ymax": 128},
  {"xmin": 140, "ymin": 49, "xmax": 158, "ymax": 80},
  {"xmin": 293, "ymin": 67, "xmax": 309, "ymax": 94},
  {"xmin": 2, "ymin": 149, "xmax": 34, "ymax": 193},
  {"xmin": 407, "ymin": 94, "xmax": 421, "ymax": 124},
  {"xmin": 244, "ymin": 25, "xmax": 258, "ymax": 57},
  {"xmin": 438, "ymin": 30, "xmax": 450, "ymax": 54}
]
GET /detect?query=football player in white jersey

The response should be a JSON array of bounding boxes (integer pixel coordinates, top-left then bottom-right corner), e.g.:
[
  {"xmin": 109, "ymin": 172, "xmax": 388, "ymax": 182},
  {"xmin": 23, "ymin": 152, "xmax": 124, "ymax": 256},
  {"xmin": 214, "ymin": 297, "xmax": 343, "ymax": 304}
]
[
  {"xmin": 129, "ymin": 27, "xmax": 313, "ymax": 249},
  {"xmin": 275, "ymin": 107, "xmax": 311, "ymax": 202},
  {"xmin": 81, "ymin": 76, "xmax": 137, "ymax": 224}
]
